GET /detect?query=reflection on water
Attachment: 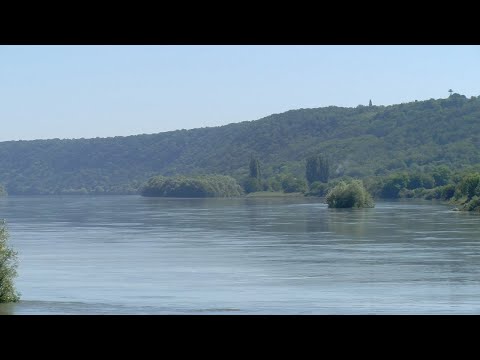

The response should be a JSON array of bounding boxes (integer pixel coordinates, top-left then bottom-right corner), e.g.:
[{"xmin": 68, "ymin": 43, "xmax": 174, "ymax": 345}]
[{"xmin": 0, "ymin": 196, "xmax": 480, "ymax": 314}]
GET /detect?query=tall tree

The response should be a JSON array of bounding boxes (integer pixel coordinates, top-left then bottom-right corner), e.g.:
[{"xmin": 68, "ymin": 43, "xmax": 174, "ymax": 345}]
[
  {"xmin": 306, "ymin": 154, "xmax": 330, "ymax": 184},
  {"xmin": 245, "ymin": 156, "xmax": 263, "ymax": 193},
  {"xmin": 319, "ymin": 155, "xmax": 330, "ymax": 183},
  {"xmin": 306, "ymin": 155, "xmax": 320, "ymax": 184},
  {"xmin": 249, "ymin": 156, "xmax": 261, "ymax": 180},
  {"xmin": 369, "ymin": 99, "xmax": 373, "ymax": 107}
]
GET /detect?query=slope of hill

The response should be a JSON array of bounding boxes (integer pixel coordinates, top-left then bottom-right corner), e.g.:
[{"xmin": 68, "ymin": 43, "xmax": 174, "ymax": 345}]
[{"xmin": 1, "ymin": 93, "xmax": 479, "ymax": 195}]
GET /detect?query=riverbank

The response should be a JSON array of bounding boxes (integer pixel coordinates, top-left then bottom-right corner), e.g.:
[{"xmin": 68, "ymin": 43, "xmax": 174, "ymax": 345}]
[{"xmin": 244, "ymin": 191, "xmax": 305, "ymax": 198}]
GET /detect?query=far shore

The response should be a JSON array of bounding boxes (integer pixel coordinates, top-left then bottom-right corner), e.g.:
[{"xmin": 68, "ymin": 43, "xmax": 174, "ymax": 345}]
[{"xmin": 244, "ymin": 191, "xmax": 306, "ymax": 198}]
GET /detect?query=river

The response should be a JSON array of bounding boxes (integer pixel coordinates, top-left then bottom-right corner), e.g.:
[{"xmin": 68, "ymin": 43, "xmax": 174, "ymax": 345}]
[{"xmin": 0, "ymin": 195, "xmax": 479, "ymax": 314}]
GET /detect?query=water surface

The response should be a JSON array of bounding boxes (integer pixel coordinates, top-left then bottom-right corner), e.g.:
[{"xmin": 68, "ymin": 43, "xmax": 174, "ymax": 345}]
[{"xmin": 1, "ymin": 195, "xmax": 479, "ymax": 314}]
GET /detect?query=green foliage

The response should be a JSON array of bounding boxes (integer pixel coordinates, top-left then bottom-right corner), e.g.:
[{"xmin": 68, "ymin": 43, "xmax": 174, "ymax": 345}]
[
  {"xmin": 249, "ymin": 156, "xmax": 261, "ymax": 179},
  {"xmin": 464, "ymin": 196, "xmax": 480, "ymax": 212},
  {"xmin": 243, "ymin": 156, "xmax": 264, "ymax": 193},
  {"xmin": 305, "ymin": 154, "xmax": 329, "ymax": 184},
  {"xmin": 407, "ymin": 172, "xmax": 435, "ymax": 190},
  {"xmin": 265, "ymin": 176, "xmax": 283, "ymax": 192},
  {"xmin": 306, "ymin": 181, "xmax": 329, "ymax": 197},
  {"xmin": 431, "ymin": 165, "xmax": 452, "ymax": 186},
  {"xmin": 280, "ymin": 174, "xmax": 307, "ymax": 193},
  {"xmin": 141, "ymin": 175, "xmax": 243, "ymax": 198},
  {"xmin": 1, "ymin": 94, "xmax": 480, "ymax": 194},
  {"xmin": 0, "ymin": 220, "xmax": 20, "ymax": 303},
  {"xmin": 325, "ymin": 180, "xmax": 374, "ymax": 208},
  {"xmin": 448, "ymin": 172, "xmax": 480, "ymax": 211},
  {"xmin": 440, "ymin": 184, "xmax": 457, "ymax": 200},
  {"xmin": 421, "ymin": 184, "xmax": 457, "ymax": 200},
  {"xmin": 242, "ymin": 177, "xmax": 263, "ymax": 193},
  {"xmin": 381, "ymin": 172, "xmax": 409, "ymax": 198},
  {"xmin": 455, "ymin": 173, "xmax": 480, "ymax": 200}
]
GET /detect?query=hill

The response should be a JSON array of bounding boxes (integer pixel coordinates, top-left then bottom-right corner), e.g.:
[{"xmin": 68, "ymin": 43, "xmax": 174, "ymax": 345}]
[{"xmin": 1, "ymin": 93, "xmax": 479, "ymax": 195}]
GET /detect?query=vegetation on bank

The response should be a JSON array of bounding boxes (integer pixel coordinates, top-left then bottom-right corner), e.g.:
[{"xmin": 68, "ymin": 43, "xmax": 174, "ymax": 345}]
[
  {"xmin": 141, "ymin": 175, "xmax": 243, "ymax": 198},
  {"xmin": 325, "ymin": 180, "xmax": 374, "ymax": 208},
  {"xmin": 1, "ymin": 94, "xmax": 480, "ymax": 195},
  {"xmin": 0, "ymin": 185, "xmax": 6, "ymax": 196},
  {"xmin": 245, "ymin": 191, "xmax": 304, "ymax": 198},
  {"xmin": 0, "ymin": 220, "xmax": 20, "ymax": 303},
  {"xmin": 0, "ymin": 91, "xmax": 478, "ymax": 212},
  {"xmin": 452, "ymin": 173, "xmax": 480, "ymax": 212}
]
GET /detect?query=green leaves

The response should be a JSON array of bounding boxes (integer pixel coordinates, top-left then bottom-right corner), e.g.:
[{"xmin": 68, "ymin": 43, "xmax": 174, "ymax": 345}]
[
  {"xmin": 306, "ymin": 154, "xmax": 329, "ymax": 184},
  {"xmin": 325, "ymin": 180, "xmax": 374, "ymax": 209},
  {"xmin": 0, "ymin": 220, "xmax": 20, "ymax": 303},
  {"xmin": 141, "ymin": 175, "xmax": 243, "ymax": 198},
  {"xmin": 1, "ymin": 95, "xmax": 480, "ymax": 194}
]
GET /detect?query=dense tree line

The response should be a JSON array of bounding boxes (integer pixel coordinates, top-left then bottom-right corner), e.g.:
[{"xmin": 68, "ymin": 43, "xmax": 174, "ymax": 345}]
[
  {"xmin": 0, "ymin": 93, "xmax": 479, "ymax": 195},
  {"xmin": 141, "ymin": 175, "xmax": 243, "ymax": 198}
]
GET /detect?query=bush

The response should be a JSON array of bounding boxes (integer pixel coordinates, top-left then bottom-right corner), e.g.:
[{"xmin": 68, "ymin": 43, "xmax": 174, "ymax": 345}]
[
  {"xmin": 0, "ymin": 220, "xmax": 20, "ymax": 303},
  {"xmin": 455, "ymin": 173, "xmax": 480, "ymax": 200},
  {"xmin": 464, "ymin": 196, "xmax": 480, "ymax": 212},
  {"xmin": 325, "ymin": 180, "xmax": 375, "ymax": 208},
  {"xmin": 439, "ymin": 184, "xmax": 456, "ymax": 200}
]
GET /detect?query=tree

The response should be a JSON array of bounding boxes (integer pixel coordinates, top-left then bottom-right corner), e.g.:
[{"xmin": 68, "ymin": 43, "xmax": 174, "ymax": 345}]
[
  {"xmin": 0, "ymin": 220, "xmax": 20, "ymax": 303},
  {"xmin": 319, "ymin": 156, "xmax": 330, "ymax": 183},
  {"xmin": 141, "ymin": 175, "xmax": 243, "ymax": 198},
  {"xmin": 305, "ymin": 154, "xmax": 330, "ymax": 185},
  {"xmin": 280, "ymin": 174, "xmax": 307, "ymax": 193},
  {"xmin": 369, "ymin": 99, "xmax": 373, "ymax": 107},
  {"xmin": 306, "ymin": 155, "xmax": 320, "ymax": 185},
  {"xmin": 381, "ymin": 172, "xmax": 409, "ymax": 198},
  {"xmin": 431, "ymin": 165, "xmax": 452, "ymax": 186},
  {"xmin": 244, "ymin": 156, "xmax": 263, "ymax": 193},
  {"xmin": 456, "ymin": 173, "xmax": 480, "ymax": 200},
  {"xmin": 249, "ymin": 156, "xmax": 261, "ymax": 180}
]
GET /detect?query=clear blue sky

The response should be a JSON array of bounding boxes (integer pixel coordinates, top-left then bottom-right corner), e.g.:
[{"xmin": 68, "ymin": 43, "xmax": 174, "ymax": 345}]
[{"xmin": 1, "ymin": 45, "xmax": 479, "ymax": 141}]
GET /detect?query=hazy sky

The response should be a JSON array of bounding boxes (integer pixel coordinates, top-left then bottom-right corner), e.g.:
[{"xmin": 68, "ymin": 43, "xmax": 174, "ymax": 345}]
[{"xmin": 1, "ymin": 45, "xmax": 479, "ymax": 141}]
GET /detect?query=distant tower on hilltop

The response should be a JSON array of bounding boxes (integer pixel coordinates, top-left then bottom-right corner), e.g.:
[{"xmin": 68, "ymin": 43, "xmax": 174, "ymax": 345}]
[
  {"xmin": 448, "ymin": 89, "xmax": 453, "ymax": 96},
  {"xmin": 369, "ymin": 99, "xmax": 372, "ymax": 107}
]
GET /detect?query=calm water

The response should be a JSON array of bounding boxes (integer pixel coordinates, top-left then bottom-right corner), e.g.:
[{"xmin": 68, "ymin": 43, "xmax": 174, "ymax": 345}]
[{"xmin": 0, "ymin": 195, "xmax": 479, "ymax": 315}]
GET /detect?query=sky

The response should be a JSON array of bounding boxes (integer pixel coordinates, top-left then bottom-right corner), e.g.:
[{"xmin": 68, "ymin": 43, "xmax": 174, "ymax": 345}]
[{"xmin": 0, "ymin": 45, "xmax": 479, "ymax": 141}]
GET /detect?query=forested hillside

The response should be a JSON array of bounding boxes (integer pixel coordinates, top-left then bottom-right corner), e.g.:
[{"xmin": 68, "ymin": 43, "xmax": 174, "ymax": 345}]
[{"xmin": 1, "ymin": 93, "xmax": 479, "ymax": 195}]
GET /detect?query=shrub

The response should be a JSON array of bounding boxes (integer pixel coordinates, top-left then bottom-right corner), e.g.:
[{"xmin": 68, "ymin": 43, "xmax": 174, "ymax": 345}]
[
  {"xmin": 464, "ymin": 196, "xmax": 480, "ymax": 212},
  {"xmin": 0, "ymin": 220, "xmax": 20, "ymax": 303},
  {"xmin": 325, "ymin": 180, "xmax": 375, "ymax": 208},
  {"xmin": 455, "ymin": 173, "xmax": 480, "ymax": 200}
]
